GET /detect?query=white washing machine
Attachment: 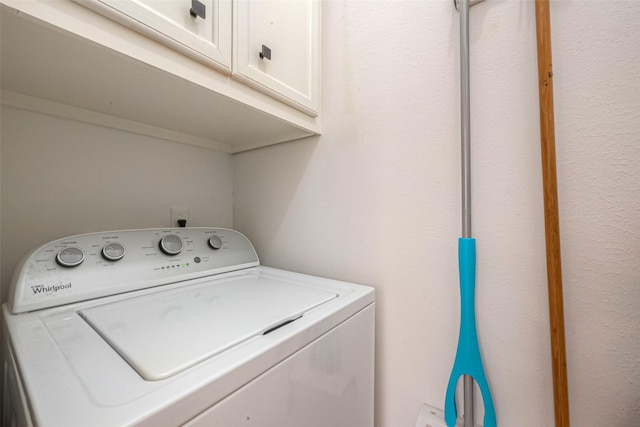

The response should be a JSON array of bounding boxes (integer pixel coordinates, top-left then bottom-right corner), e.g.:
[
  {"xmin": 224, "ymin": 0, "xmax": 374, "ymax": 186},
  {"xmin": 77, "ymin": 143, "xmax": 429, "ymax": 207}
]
[{"xmin": 2, "ymin": 228, "xmax": 375, "ymax": 426}]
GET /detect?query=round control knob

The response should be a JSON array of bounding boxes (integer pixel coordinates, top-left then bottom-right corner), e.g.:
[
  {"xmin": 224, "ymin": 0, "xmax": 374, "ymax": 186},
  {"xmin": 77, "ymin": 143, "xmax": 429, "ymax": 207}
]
[
  {"xmin": 208, "ymin": 234, "xmax": 223, "ymax": 250},
  {"xmin": 102, "ymin": 242, "xmax": 126, "ymax": 261},
  {"xmin": 160, "ymin": 234, "xmax": 183, "ymax": 255},
  {"xmin": 56, "ymin": 247, "xmax": 85, "ymax": 267}
]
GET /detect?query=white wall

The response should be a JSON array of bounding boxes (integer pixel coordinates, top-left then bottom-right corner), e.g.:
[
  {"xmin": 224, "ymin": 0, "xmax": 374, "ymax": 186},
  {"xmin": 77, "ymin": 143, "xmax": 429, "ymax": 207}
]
[
  {"xmin": 0, "ymin": 106, "xmax": 234, "ymax": 303},
  {"xmin": 234, "ymin": 1, "xmax": 640, "ymax": 426}
]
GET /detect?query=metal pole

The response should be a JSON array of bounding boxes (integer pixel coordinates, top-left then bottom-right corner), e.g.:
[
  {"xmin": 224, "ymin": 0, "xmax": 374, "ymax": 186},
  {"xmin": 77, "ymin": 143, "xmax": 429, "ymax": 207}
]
[
  {"xmin": 459, "ymin": 0, "xmax": 474, "ymax": 426},
  {"xmin": 460, "ymin": 0, "xmax": 472, "ymax": 239}
]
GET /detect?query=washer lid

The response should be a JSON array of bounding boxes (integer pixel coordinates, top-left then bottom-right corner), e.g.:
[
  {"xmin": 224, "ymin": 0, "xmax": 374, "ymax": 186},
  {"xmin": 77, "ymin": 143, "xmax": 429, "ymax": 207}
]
[{"xmin": 79, "ymin": 274, "xmax": 337, "ymax": 381}]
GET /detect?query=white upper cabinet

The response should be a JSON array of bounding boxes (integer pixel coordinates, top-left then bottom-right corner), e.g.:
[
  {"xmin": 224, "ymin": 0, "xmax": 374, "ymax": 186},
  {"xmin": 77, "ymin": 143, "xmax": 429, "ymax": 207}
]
[
  {"xmin": 72, "ymin": 0, "xmax": 319, "ymax": 114},
  {"xmin": 234, "ymin": 0, "xmax": 319, "ymax": 115},
  {"xmin": 0, "ymin": 0, "xmax": 321, "ymax": 153},
  {"xmin": 74, "ymin": 0, "xmax": 232, "ymax": 71}
]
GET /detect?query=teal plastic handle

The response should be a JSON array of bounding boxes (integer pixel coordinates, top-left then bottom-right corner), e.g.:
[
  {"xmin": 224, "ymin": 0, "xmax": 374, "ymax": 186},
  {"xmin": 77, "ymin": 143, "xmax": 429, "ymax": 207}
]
[{"xmin": 445, "ymin": 238, "xmax": 496, "ymax": 427}]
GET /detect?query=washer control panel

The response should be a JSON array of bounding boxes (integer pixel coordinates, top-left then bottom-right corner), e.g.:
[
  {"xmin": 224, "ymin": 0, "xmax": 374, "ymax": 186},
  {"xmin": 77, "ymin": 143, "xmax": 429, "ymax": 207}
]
[{"xmin": 8, "ymin": 228, "xmax": 259, "ymax": 314}]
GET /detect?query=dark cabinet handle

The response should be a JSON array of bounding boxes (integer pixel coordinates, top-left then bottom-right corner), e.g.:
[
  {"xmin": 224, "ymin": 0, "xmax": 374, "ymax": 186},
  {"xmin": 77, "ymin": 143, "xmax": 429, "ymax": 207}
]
[
  {"xmin": 259, "ymin": 45, "xmax": 271, "ymax": 60},
  {"xmin": 190, "ymin": 0, "xmax": 206, "ymax": 19}
]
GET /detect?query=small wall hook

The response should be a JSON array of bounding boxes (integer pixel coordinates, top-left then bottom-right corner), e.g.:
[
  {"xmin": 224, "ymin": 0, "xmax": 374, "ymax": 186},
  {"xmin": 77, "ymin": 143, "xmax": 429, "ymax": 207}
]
[{"xmin": 453, "ymin": 0, "xmax": 486, "ymax": 11}]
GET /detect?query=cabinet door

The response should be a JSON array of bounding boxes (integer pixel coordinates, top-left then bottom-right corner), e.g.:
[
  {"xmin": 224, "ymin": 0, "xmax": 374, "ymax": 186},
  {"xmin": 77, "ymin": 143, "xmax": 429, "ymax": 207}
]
[
  {"xmin": 73, "ymin": 0, "xmax": 232, "ymax": 71},
  {"xmin": 234, "ymin": 0, "xmax": 320, "ymax": 116}
]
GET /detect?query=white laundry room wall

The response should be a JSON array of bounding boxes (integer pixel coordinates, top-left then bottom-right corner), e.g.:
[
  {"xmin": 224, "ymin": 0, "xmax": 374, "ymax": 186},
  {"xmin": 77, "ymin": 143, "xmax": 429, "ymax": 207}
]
[
  {"xmin": 0, "ymin": 106, "xmax": 234, "ymax": 304},
  {"xmin": 233, "ymin": 1, "xmax": 640, "ymax": 426}
]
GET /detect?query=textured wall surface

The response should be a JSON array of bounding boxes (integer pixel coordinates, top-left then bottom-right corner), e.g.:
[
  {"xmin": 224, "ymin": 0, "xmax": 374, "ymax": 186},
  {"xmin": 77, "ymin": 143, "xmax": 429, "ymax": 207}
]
[
  {"xmin": 0, "ymin": 106, "xmax": 234, "ymax": 303},
  {"xmin": 552, "ymin": 1, "xmax": 640, "ymax": 424},
  {"xmin": 234, "ymin": 1, "xmax": 640, "ymax": 426}
]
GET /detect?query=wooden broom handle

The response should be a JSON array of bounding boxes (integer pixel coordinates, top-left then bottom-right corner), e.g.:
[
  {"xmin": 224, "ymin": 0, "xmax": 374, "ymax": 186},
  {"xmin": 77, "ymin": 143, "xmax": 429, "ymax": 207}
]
[{"xmin": 535, "ymin": 1, "xmax": 570, "ymax": 426}]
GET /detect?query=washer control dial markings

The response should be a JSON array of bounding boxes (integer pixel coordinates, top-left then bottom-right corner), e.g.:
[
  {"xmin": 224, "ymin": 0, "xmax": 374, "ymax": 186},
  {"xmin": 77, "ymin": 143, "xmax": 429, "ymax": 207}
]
[
  {"xmin": 56, "ymin": 247, "xmax": 85, "ymax": 267},
  {"xmin": 102, "ymin": 243, "xmax": 126, "ymax": 261},
  {"xmin": 160, "ymin": 234, "xmax": 183, "ymax": 255}
]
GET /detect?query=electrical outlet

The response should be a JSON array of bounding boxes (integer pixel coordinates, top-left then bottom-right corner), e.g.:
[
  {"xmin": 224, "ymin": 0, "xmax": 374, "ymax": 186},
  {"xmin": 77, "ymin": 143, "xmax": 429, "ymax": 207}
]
[
  {"xmin": 170, "ymin": 207, "xmax": 190, "ymax": 228},
  {"xmin": 415, "ymin": 404, "xmax": 481, "ymax": 427}
]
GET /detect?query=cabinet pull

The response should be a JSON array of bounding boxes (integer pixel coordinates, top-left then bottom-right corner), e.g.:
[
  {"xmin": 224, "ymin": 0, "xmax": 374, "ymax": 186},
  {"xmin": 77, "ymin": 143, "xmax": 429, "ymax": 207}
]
[
  {"xmin": 190, "ymin": 0, "xmax": 206, "ymax": 19},
  {"xmin": 259, "ymin": 45, "xmax": 272, "ymax": 60}
]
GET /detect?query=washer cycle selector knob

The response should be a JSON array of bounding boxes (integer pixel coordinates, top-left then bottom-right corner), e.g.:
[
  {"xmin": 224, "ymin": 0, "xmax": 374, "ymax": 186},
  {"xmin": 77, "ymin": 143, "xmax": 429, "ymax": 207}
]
[
  {"xmin": 56, "ymin": 247, "xmax": 85, "ymax": 267},
  {"xmin": 160, "ymin": 234, "xmax": 183, "ymax": 255},
  {"xmin": 102, "ymin": 242, "xmax": 126, "ymax": 261},
  {"xmin": 208, "ymin": 234, "xmax": 223, "ymax": 250}
]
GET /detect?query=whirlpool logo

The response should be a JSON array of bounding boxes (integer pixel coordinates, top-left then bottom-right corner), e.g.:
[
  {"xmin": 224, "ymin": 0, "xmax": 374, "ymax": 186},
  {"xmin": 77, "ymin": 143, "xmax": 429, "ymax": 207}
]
[{"xmin": 31, "ymin": 282, "xmax": 72, "ymax": 296}]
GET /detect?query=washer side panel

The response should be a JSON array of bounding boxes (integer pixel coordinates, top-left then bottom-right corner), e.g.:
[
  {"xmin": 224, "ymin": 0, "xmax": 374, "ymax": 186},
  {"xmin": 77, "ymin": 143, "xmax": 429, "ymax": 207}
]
[{"xmin": 184, "ymin": 304, "xmax": 375, "ymax": 427}]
